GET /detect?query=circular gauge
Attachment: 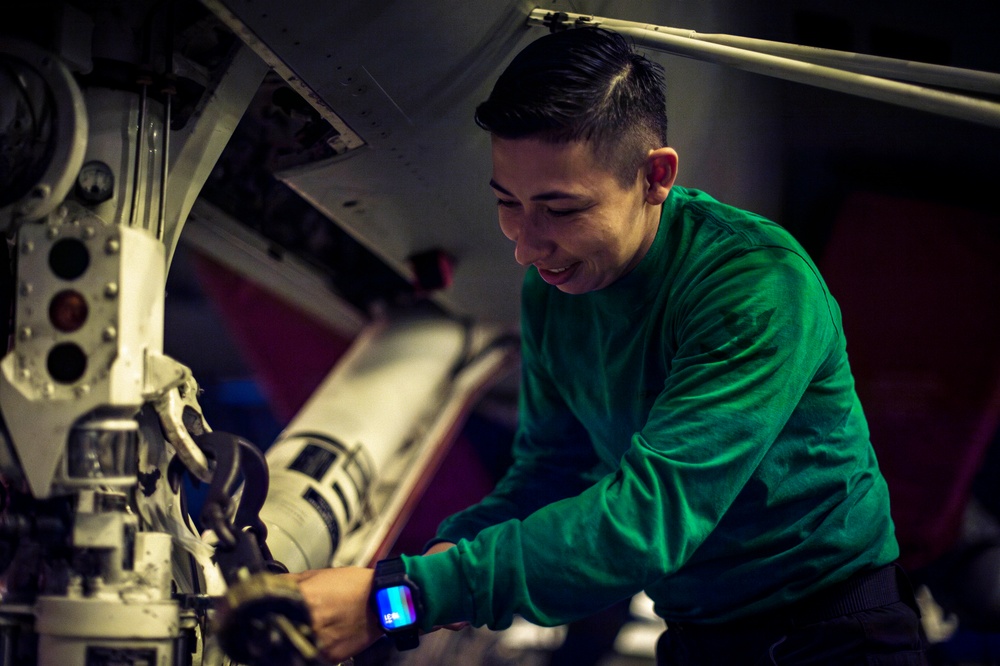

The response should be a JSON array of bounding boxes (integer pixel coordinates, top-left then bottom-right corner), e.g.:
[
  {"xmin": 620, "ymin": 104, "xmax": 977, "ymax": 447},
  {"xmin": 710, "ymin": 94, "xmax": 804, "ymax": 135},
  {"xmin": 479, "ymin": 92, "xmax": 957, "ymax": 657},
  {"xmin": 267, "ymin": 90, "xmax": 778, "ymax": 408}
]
[
  {"xmin": 0, "ymin": 39, "xmax": 87, "ymax": 227},
  {"xmin": 76, "ymin": 160, "xmax": 115, "ymax": 204}
]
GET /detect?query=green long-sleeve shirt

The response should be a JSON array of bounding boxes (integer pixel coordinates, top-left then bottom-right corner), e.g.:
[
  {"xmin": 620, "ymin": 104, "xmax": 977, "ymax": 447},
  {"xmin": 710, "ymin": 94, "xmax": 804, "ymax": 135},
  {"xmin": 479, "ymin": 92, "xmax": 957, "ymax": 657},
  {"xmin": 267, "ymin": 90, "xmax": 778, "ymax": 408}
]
[{"xmin": 405, "ymin": 186, "xmax": 898, "ymax": 631}]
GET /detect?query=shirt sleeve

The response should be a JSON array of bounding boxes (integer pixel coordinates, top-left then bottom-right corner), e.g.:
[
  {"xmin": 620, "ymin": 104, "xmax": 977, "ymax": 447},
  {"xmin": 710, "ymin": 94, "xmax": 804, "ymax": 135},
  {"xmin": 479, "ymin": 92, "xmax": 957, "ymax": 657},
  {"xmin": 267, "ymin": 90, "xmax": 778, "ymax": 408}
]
[
  {"xmin": 434, "ymin": 277, "xmax": 601, "ymax": 544},
  {"xmin": 406, "ymin": 246, "xmax": 840, "ymax": 631}
]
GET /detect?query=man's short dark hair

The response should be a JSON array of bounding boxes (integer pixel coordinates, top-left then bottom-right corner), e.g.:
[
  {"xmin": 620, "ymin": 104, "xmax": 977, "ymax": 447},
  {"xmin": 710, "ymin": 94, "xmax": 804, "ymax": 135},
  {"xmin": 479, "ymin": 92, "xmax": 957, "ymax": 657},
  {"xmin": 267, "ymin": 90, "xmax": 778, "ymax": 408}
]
[{"xmin": 475, "ymin": 27, "xmax": 668, "ymax": 187}]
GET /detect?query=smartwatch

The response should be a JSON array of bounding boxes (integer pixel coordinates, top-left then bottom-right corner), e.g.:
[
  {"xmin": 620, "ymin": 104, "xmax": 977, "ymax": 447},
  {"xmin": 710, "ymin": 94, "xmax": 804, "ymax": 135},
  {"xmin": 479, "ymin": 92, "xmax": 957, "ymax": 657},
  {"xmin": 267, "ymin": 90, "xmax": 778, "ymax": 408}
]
[{"xmin": 372, "ymin": 557, "xmax": 423, "ymax": 651}]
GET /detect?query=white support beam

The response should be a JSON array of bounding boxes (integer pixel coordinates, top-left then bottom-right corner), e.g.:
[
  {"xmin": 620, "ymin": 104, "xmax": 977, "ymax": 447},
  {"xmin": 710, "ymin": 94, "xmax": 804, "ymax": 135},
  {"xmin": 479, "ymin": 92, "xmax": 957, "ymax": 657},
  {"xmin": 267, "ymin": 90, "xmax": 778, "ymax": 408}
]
[{"xmin": 528, "ymin": 9, "xmax": 1000, "ymax": 130}]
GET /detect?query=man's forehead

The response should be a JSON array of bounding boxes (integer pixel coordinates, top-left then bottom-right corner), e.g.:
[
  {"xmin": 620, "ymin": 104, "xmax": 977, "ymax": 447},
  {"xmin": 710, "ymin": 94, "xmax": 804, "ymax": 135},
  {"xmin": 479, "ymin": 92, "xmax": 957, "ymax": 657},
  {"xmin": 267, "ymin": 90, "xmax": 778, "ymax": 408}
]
[
  {"xmin": 489, "ymin": 136, "xmax": 623, "ymax": 195},
  {"xmin": 490, "ymin": 136, "xmax": 602, "ymax": 172}
]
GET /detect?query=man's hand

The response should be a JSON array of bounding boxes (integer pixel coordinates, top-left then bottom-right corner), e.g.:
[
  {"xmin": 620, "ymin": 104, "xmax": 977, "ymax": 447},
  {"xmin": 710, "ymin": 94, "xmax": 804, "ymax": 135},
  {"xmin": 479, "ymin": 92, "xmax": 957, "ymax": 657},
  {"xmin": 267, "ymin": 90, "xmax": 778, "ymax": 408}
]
[{"xmin": 286, "ymin": 566, "xmax": 383, "ymax": 663}]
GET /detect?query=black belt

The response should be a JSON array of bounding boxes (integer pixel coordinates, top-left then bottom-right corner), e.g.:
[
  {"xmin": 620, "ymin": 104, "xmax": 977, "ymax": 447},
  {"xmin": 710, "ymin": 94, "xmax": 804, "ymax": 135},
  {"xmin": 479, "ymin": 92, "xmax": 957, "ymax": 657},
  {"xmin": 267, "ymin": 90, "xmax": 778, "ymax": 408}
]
[
  {"xmin": 672, "ymin": 563, "xmax": 914, "ymax": 634},
  {"xmin": 794, "ymin": 563, "xmax": 909, "ymax": 624}
]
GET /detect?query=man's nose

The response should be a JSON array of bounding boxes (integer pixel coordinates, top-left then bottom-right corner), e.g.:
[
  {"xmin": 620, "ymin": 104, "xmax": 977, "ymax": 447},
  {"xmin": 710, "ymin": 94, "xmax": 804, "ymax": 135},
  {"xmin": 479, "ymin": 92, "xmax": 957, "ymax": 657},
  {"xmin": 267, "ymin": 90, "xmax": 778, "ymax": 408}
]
[
  {"xmin": 510, "ymin": 214, "xmax": 552, "ymax": 266},
  {"xmin": 513, "ymin": 223, "xmax": 550, "ymax": 266}
]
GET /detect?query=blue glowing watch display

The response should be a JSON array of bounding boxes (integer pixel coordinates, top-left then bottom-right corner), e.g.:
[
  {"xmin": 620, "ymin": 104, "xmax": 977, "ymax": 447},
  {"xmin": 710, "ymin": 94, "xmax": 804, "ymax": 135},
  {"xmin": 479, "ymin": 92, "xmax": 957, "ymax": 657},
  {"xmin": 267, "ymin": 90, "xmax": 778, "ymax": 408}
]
[
  {"xmin": 372, "ymin": 558, "xmax": 422, "ymax": 650},
  {"xmin": 376, "ymin": 584, "xmax": 417, "ymax": 629}
]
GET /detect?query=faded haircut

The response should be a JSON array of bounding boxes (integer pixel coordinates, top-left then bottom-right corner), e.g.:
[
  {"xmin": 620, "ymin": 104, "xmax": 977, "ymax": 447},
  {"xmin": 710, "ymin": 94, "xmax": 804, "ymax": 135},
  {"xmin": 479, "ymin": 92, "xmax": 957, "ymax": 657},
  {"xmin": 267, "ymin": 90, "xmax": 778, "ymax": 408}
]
[{"xmin": 475, "ymin": 27, "xmax": 668, "ymax": 188}]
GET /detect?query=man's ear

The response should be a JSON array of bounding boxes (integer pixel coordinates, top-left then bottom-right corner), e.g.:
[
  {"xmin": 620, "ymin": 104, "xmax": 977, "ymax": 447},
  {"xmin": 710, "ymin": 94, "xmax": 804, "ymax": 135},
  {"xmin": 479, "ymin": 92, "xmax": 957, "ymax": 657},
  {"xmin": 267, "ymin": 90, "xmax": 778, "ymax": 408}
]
[{"xmin": 644, "ymin": 147, "xmax": 679, "ymax": 205}]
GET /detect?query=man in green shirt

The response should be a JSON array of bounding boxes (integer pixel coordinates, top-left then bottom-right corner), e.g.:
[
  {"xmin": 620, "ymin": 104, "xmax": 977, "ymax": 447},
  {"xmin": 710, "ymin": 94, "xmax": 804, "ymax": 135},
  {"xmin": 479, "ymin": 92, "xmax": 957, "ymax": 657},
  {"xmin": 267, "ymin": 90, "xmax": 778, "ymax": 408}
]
[{"xmin": 291, "ymin": 27, "xmax": 927, "ymax": 665}]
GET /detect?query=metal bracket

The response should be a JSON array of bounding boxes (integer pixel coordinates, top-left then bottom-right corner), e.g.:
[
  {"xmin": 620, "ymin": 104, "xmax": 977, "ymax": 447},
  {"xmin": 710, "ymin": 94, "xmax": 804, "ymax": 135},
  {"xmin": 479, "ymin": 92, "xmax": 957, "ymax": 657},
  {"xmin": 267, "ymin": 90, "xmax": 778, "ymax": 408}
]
[{"xmin": 145, "ymin": 354, "xmax": 212, "ymax": 482}]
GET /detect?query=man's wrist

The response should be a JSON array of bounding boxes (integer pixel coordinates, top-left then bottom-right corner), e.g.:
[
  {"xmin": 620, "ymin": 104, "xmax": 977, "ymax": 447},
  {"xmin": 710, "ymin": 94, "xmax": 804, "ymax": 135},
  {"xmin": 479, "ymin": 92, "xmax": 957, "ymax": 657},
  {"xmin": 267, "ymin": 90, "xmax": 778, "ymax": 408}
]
[{"xmin": 423, "ymin": 540, "xmax": 457, "ymax": 556}]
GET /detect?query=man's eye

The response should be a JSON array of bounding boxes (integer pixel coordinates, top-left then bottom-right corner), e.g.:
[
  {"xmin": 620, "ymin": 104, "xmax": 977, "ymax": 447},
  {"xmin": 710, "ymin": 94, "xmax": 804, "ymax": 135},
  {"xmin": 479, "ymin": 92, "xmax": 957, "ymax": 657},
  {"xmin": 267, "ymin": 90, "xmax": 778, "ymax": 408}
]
[
  {"xmin": 547, "ymin": 208, "xmax": 578, "ymax": 218},
  {"xmin": 496, "ymin": 199, "xmax": 519, "ymax": 209}
]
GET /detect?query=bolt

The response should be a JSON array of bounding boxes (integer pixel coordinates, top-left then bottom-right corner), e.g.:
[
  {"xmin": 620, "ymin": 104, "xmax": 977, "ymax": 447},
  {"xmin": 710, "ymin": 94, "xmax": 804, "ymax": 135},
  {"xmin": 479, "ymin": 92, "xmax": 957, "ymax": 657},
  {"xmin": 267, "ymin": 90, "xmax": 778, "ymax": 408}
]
[
  {"xmin": 105, "ymin": 238, "xmax": 120, "ymax": 254},
  {"xmin": 104, "ymin": 283, "xmax": 119, "ymax": 298},
  {"xmin": 31, "ymin": 184, "xmax": 51, "ymax": 200},
  {"xmin": 19, "ymin": 282, "xmax": 32, "ymax": 296},
  {"xmin": 83, "ymin": 227, "xmax": 96, "ymax": 239},
  {"xmin": 20, "ymin": 240, "xmax": 34, "ymax": 254},
  {"xmin": 75, "ymin": 384, "xmax": 91, "ymax": 397},
  {"xmin": 46, "ymin": 226, "xmax": 59, "ymax": 239},
  {"xmin": 102, "ymin": 326, "xmax": 117, "ymax": 342},
  {"xmin": 41, "ymin": 383, "xmax": 54, "ymax": 398},
  {"xmin": 18, "ymin": 327, "xmax": 32, "ymax": 341}
]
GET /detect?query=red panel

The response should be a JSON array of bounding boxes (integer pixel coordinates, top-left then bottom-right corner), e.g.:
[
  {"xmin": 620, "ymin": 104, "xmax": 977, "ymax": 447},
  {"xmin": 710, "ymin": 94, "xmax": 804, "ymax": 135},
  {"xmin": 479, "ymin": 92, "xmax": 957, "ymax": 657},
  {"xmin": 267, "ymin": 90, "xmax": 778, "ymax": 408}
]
[
  {"xmin": 192, "ymin": 252, "xmax": 354, "ymax": 423},
  {"xmin": 820, "ymin": 191, "xmax": 1000, "ymax": 570}
]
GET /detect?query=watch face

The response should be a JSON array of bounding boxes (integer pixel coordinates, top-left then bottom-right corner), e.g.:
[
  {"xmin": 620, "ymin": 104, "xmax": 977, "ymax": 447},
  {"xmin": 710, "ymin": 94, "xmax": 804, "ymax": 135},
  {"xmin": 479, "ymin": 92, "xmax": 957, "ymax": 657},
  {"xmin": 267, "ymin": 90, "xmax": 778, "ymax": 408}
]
[{"xmin": 376, "ymin": 585, "xmax": 417, "ymax": 630}]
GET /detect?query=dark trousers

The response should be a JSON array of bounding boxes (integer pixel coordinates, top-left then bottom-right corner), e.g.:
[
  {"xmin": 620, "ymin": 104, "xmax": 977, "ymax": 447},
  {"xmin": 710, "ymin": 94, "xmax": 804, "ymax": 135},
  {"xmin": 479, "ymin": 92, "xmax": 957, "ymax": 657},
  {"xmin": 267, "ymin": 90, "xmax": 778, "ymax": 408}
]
[{"xmin": 656, "ymin": 564, "xmax": 929, "ymax": 665}]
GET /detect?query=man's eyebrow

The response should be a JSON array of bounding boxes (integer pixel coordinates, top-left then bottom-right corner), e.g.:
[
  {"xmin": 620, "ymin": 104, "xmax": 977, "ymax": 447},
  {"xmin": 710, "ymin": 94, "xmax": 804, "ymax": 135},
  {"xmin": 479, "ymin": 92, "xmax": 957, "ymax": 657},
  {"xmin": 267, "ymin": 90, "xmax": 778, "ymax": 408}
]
[
  {"xmin": 489, "ymin": 179, "xmax": 513, "ymax": 196},
  {"xmin": 489, "ymin": 179, "xmax": 587, "ymax": 202}
]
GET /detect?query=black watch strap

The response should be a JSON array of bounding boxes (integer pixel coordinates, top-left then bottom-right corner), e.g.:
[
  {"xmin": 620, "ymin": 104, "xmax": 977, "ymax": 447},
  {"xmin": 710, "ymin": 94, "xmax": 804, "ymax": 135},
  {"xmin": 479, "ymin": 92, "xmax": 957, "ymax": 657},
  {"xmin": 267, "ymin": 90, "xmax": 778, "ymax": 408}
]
[
  {"xmin": 390, "ymin": 630, "xmax": 419, "ymax": 651},
  {"xmin": 374, "ymin": 557, "xmax": 407, "ymax": 578}
]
